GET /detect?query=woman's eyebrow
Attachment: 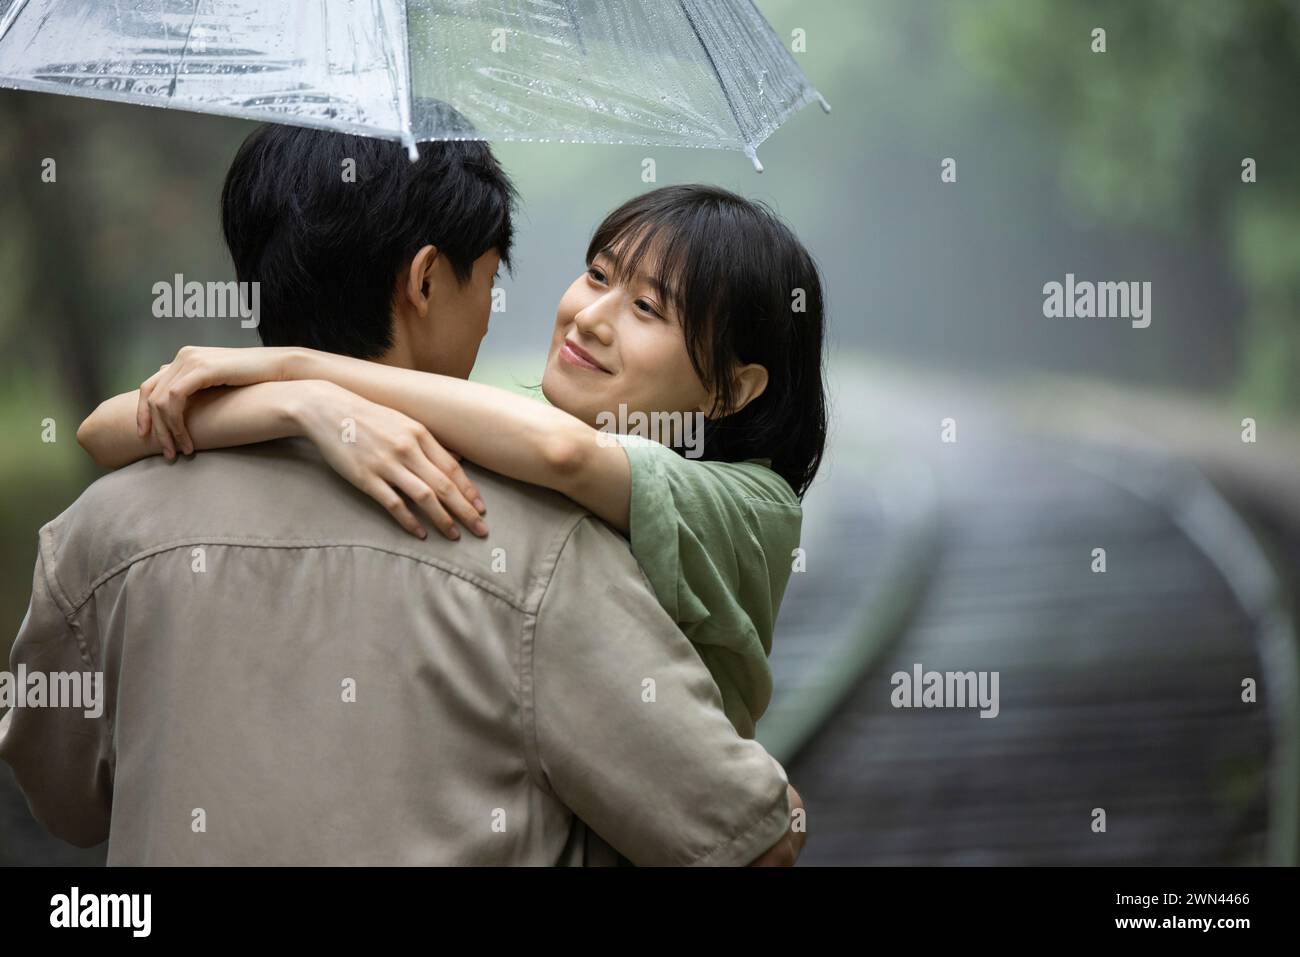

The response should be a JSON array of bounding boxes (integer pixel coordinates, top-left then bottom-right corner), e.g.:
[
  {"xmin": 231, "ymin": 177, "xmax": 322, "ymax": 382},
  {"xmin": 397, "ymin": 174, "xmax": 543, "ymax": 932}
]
[
  {"xmin": 645, "ymin": 275, "xmax": 674, "ymax": 304},
  {"xmin": 596, "ymin": 246, "xmax": 674, "ymax": 302}
]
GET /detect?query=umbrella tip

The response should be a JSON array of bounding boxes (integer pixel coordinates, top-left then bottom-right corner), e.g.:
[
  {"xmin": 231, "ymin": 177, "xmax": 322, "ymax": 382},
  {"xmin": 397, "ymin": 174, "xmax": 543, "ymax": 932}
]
[
  {"xmin": 817, "ymin": 93, "xmax": 832, "ymax": 114},
  {"xmin": 746, "ymin": 148, "xmax": 764, "ymax": 174},
  {"xmin": 403, "ymin": 133, "xmax": 419, "ymax": 162}
]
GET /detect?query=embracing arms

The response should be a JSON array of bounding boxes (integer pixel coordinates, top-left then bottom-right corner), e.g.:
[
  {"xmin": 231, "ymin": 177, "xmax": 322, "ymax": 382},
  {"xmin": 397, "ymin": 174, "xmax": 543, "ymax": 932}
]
[
  {"xmin": 77, "ymin": 382, "xmax": 300, "ymax": 470},
  {"xmin": 77, "ymin": 378, "xmax": 489, "ymax": 541},
  {"xmin": 275, "ymin": 347, "xmax": 632, "ymax": 531},
  {"xmin": 77, "ymin": 346, "xmax": 632, "ymax": 538}
]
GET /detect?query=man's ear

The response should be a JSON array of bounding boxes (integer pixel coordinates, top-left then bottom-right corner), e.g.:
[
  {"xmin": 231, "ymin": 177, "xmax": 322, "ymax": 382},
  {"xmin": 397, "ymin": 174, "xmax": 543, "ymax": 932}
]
[
  {"xmin": 699, "ymin": 363, "xmax": 769, "ymax": 418},
  {"xmin": 403, "ymin": 244, "xmax": 440, "ymax": 317}
]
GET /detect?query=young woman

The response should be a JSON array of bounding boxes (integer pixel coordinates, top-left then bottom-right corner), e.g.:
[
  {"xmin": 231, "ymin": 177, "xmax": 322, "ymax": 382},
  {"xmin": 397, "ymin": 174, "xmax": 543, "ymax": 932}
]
[{"xmin": 79, "ymin": 185, "xmax": 828, "ymax": 740}]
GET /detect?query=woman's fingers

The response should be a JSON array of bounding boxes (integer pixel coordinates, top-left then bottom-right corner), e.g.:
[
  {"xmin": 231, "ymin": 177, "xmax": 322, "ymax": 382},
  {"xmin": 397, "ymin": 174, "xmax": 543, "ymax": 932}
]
[
  {"xmin": 150, "ymin": 400, "xmax": 178, "ymax": 460},
  {"xmin": 154, "ymin": 367, "xmax": 211, "ymax": 456},
  {"xmin": 415, "ymin": 433, "xmax": 488, "ymax": 521},
  {"xmin": 145, "ymin": 364, "xmax": 182, "ymax": 460},
  {"xmin": 147, "ymin": 387, "xmax": 183, "ymax": 460},
  {"xmin": 378, "ymin": 427, "xmax": 486, "ymax": 539},
  {"xmin": 386, "ymin": 466, "xmax": 461, "ymax": 541},
  {"xmin": 152, "ymin": 388, "xmax": 188, "ymax": 457},
  {"xmin": 137, "ymin": 365, "xmax": 168, "ymax": 438},
  {"xmin": 363, "ymin": 479, "xmax": 427, "ymax": 540},
  {"xmin": 140, "ymin": 350, "xmax": 212, "ymax": 455},
  {"xmin": 405, "ymin": 452, "xmax": 487, "ymax": 537},
  {"xmin": 145, "ymin": 363, "xmax": 187, "ymax": 458}
]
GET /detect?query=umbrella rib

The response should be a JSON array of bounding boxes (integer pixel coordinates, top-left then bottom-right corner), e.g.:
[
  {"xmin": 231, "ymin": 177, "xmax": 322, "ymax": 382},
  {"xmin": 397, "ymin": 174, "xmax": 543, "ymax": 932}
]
[
  {"xmin": 165, "ymin": 2, "xmax": 203, "ymax": 100},
  {"xmin": 561, "ymin": 0, "xmax": 588, "ymax": 57},
  {"xmin": 379, "ymin": 0, "xmax": 417, "ymax": 159},
  {"xmin": 0, "ymin": 0, "xmax": 31, "ymax": 43},
  {"xmin": 675, "ymin": 0, "xmax": 759, "ymax": 170}
]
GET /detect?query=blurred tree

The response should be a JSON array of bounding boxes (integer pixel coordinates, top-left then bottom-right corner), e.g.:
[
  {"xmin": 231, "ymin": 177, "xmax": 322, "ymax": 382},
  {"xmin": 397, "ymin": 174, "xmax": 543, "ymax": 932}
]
[
  {"xmin": 3, "ymin": 93, "xmax": 107, "ymax": 414},
  {"xmin": 954, "ymin": 0, "xmax": 1300, "ymax": 410},
  {"xmin": 0, "ymin": 91, "xmax": 245, "ymax": 417}
]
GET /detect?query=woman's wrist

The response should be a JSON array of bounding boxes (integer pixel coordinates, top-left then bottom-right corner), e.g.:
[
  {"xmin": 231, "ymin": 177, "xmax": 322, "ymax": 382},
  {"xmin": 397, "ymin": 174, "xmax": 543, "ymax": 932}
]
[{"xmin": 278, "ymin": 379, "xmax": 338, "ymax": 435}]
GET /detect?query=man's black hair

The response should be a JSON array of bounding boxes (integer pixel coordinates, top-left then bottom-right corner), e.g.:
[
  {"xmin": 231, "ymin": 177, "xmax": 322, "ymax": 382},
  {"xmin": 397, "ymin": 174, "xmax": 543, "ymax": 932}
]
[{"xmin": 221, "ymin": 119, "xmax": 516, "ymax": 358}]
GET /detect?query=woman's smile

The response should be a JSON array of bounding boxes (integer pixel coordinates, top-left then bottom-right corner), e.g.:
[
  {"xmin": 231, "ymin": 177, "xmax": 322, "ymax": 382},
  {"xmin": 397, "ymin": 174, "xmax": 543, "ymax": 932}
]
[{"xmin": 559, "ymin": 338, "xmax": 613, "ymax": 374}]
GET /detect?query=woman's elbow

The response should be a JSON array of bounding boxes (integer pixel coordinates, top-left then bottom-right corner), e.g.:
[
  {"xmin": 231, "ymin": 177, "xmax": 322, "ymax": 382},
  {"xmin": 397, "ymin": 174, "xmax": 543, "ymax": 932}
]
[
  {"xmin": 540, "ymin": 430, "xmax": 590, "ymax": 480},
  {"xmin": 75, "ymin": 412, "xmax": 98, "ymax": 454},
  {"xmin": 76, "ymin": 410, "xmax": 115, "ymax": 469}
]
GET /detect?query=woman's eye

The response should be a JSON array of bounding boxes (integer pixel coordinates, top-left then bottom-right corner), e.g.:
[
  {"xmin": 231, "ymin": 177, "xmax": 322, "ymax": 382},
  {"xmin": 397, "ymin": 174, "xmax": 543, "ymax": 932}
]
[
  {"xmin": 587, "ymin": 267, "xmax": 606, "ymax": 283},
  {"xmin": 635, "ymin": 299, "xmax": 661, "ymax": 318}
]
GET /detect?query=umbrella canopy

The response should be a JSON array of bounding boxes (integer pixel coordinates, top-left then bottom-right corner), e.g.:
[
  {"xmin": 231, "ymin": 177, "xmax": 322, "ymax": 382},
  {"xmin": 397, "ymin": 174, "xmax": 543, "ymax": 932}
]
[{"xmin": 0, "ymin": 0, "xmax": 829, "ymax": 170}]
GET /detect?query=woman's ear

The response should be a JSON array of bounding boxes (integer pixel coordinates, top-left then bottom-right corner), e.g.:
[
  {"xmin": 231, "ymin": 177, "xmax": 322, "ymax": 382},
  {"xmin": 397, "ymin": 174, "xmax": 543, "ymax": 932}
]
[
  {"xmin": 403, "ymin": 244, "xmax": 440, "ymax": 317},
  {"xmin": 729, "ymin": 363, "xmax": 769, "ymax": 414},
  {"xmin": 699, "ymin": 363, "xmax": 769, "ymax": 418}
]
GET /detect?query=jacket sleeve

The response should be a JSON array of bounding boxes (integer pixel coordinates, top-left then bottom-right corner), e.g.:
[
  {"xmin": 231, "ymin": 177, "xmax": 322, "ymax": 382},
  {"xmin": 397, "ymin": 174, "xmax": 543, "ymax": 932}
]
[
  {"xmin": 0, "ymin": 537, "xmax": 113, "ymax": 848},
  {"xmin": 527, "ymin": 517, "xmax": 792, "ymax": 866}
]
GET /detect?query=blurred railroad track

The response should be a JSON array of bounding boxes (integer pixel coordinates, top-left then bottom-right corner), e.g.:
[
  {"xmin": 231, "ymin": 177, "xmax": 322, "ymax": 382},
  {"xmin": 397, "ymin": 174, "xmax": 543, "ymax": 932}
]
[{"xmin": 768, "ymin": 427, "xmax": 1293, "ymax": 865}]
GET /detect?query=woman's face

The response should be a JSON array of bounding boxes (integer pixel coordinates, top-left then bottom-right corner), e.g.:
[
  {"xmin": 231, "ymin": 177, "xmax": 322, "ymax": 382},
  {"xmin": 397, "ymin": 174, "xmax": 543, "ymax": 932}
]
[{"xmin": 541, "ymin": 245, "xmax": 710, "ymax": 428}]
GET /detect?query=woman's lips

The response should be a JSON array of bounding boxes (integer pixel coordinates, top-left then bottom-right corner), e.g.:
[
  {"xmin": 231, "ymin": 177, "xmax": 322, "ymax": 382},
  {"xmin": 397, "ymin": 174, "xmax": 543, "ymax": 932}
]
[{"xmin": 560, "ymin": 340, "xmax": 612, "ymax": 374}]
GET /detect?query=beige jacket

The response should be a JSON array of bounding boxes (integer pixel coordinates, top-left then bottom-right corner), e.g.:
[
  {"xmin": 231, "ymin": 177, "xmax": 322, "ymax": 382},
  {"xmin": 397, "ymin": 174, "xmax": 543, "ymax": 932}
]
[{"xmin": 0, "ymin": 439, "xmax": 791, "ymax": 865}]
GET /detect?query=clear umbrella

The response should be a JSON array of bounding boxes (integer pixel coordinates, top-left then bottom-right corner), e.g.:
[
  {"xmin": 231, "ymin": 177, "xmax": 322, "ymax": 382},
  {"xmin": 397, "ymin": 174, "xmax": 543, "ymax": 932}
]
[{"xmin": 0, "ymin": 0, "xmax": 829, "ymax": 170}]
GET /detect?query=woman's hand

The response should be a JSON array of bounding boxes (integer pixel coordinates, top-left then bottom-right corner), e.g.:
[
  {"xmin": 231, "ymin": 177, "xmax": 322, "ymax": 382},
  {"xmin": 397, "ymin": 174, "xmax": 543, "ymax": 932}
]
[
  {"xmin": 138, "ymin": 345, "xmax": 298, "ymax": 458},
  {"xmin": 749, "ymin": 784, "xmax": 807, "ymax": 866},
  {"xmin": 293, "ymin": 381, "xmax": 488, "ymax": 542}
]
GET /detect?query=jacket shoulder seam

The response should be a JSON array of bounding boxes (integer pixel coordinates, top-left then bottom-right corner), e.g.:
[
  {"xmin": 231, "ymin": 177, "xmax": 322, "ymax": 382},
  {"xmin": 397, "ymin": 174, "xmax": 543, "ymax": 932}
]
[{"xmin": 62, "ymin": 537, "xmax": 532, "ymax": 614}]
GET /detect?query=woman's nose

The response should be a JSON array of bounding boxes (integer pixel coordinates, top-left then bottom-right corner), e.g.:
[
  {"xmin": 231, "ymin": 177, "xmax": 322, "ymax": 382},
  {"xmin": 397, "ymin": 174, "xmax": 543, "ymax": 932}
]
[{"xmin": 573, "ymin": 294, "xmax": 616, "ymax": 344}]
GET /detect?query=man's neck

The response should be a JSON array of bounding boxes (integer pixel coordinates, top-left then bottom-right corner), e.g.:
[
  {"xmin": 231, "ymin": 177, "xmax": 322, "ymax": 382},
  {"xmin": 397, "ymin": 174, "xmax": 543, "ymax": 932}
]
[{"xmin": 375, "ymin": 337, "xmax": 419, "ymax": 372}]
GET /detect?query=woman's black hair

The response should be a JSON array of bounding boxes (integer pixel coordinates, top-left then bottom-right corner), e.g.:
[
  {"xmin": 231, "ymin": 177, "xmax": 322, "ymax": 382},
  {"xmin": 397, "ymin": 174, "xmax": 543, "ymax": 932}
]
[
  {"xmin": 586, "ymin": 185, "xmax": 828, "ymax": 498},
  {"xmin": 221, "ymin": 118, "xmax": 517, "ymax": 358}
]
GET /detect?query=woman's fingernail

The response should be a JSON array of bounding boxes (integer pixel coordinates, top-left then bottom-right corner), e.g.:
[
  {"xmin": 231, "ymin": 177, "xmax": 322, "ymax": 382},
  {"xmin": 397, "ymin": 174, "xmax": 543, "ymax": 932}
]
[
  {"xmin": 474, "ymin": 521, "xmax": 488, "ymax": 536},
  {"xmin": 474, "ymin": 498, "xmax": 486, "ymax": 514},
  {"xmin": 417, "ymin": 529, "xmax": 427, "ymax": 540}
]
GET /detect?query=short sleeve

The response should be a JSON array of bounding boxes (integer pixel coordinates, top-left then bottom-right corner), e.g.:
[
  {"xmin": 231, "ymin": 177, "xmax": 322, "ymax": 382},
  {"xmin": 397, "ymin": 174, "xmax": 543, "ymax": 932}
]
[
  {"xmin": 618, "ymin": 437, "xmax": 802, "ymax": 739},
  {"xmin": 528, "ymin": 517, "xmax": 792, "ymax": 866}
]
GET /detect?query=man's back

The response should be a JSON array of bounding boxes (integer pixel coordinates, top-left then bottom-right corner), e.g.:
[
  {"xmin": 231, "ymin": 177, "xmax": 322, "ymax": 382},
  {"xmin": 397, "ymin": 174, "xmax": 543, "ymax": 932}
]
[{"xmin": 0, "ymin": 440, "xmax": 791, "ymax": 865}]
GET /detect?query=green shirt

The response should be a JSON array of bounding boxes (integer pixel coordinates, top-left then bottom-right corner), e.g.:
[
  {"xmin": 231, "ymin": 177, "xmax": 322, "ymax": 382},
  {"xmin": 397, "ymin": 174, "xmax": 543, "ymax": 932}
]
[{"xmin": 617, "ymin": 435, "xmax": 803, "ymax": 739}]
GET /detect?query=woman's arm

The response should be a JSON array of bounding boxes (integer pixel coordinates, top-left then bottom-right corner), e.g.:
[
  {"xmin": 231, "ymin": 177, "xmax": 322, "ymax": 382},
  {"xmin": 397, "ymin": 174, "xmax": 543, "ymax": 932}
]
[
  {"xmin": 82, "ymin": 378, "xmax": 487, "ymax": 541},
  {"xmin": 142, "ymin": 346, "xmax": 633, "ymax": 531},
  {"xmin": 79, "ymin": 382, "xmax": 302, "ymax": 470},
  {"xmin": 287, "ymin": 349, "xmax": 632, "ymax": 531}
]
